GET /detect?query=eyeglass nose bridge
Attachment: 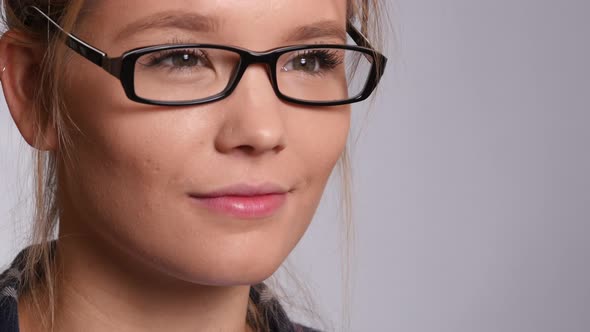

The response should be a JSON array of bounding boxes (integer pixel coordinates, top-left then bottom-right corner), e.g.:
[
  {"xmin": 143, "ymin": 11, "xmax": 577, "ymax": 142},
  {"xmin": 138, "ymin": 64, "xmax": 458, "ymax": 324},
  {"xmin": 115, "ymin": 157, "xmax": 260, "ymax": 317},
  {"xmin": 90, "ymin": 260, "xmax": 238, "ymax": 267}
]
[{"xmin": 222, "ymin": 50, "xmax": 282, "ymax": 102}]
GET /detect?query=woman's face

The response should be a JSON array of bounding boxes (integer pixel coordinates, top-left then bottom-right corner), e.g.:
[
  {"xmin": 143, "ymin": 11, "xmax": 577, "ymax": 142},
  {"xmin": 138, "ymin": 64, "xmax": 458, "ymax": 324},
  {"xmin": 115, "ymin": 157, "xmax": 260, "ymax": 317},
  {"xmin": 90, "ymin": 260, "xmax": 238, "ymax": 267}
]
[{"xmin": 59, "ymin": 0, "xmax": 350, "ymax": 285}]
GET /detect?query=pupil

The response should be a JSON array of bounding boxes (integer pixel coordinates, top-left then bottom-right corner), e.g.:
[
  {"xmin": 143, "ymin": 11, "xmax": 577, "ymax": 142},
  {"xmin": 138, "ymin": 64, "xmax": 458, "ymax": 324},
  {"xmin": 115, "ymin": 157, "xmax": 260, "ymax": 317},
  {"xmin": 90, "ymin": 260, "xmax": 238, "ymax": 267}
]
[
  {"xmin": 296, "ymin": 56, "xmax": 316, "ymax": 70},
  {"xmin": 173, "ymin": 53, "xmax": 197, "ymax": 66}
]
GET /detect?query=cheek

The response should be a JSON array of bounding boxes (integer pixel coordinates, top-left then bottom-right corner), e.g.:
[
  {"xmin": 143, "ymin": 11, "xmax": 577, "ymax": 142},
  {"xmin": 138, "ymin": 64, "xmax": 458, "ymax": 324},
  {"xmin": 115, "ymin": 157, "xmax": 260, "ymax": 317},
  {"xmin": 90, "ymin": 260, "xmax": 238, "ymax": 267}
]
[
  {"xmin": 275, "ymin": 106, "xmax": 350, "ymax": 243},
  {"xmin": 58, "ymin": 61, "xmax": 226, "ymax": 274},
  {"xmin": 60, "ymin": 55, "xmax": 215, "ymax": 200},
  {"xmin": 289, "ymin": 106, "xmax": 351, "ymax": 188}
]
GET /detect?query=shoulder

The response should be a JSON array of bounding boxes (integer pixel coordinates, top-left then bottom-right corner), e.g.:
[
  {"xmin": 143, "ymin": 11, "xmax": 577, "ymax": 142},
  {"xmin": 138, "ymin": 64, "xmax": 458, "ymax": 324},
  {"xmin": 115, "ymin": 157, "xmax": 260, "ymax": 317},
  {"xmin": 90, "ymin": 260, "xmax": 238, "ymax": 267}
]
[
  {"xmin": 0, "ymin": 248, "xmax": 26, "ymax": 305},
  {"xmin": 0, "ymin": 249, "xmax": 27, "ymax": 332}
]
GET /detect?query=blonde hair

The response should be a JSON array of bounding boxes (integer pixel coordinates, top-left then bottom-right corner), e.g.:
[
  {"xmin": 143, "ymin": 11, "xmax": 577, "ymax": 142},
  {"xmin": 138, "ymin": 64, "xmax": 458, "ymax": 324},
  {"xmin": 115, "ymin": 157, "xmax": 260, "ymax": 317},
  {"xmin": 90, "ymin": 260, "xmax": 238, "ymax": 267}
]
[{"xmin": 1, "ymin": 1, "xmax": 386, "ymax": 331}]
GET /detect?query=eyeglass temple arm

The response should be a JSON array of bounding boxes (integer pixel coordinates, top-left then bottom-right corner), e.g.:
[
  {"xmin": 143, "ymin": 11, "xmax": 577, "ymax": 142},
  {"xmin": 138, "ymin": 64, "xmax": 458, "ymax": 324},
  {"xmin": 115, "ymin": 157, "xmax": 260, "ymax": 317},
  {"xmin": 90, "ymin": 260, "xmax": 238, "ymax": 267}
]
[
  {"xmin": 346, "ymin": 21, "xmax": 374, "ymax": 50},
  {"xmin": 346, "ymin": 21, "xmax": 387, "ymax": 87},
  {"xmin": 346, "ymin": 21, "xmax": 387, "ymax": 71},
  {"xmin": 24, "ymin": 6, "xmax": 123, "ymax": 77}
]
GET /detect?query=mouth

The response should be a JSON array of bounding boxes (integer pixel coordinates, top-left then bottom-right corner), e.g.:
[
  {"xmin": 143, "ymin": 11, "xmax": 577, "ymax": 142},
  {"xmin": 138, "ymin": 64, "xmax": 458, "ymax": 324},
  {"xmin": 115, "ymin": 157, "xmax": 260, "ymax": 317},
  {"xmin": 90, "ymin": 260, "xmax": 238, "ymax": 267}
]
[{"xmin": 188, "ymin": 183, "xmax": 290, "ymax": 219}]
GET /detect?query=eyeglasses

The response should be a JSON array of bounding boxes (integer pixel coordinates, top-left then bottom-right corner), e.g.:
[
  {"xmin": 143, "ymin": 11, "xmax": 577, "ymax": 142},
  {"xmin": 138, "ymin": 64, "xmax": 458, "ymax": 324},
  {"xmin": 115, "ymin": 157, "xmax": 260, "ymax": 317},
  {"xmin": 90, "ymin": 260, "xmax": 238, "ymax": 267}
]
[{"xmin": 26, "ymin": 6, "xmax": 388, "ymax": 107}]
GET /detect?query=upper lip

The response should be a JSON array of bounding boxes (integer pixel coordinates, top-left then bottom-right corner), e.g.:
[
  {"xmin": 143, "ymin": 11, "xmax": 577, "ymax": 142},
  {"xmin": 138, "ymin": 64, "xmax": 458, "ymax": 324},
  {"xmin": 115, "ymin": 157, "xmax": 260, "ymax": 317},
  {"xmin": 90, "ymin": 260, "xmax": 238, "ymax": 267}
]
[{"xmin": 189, "ymin": 183, "xmax": 290, "ymax": 198}]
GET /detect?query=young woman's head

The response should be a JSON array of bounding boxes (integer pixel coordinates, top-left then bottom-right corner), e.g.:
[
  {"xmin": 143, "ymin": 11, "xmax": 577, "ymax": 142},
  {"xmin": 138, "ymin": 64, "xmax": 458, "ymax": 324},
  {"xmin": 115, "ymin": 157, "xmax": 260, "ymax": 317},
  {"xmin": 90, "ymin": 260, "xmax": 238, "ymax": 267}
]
[{"xmin": 0, "ymin": 0, "xmax": 385, "ymax": 331}]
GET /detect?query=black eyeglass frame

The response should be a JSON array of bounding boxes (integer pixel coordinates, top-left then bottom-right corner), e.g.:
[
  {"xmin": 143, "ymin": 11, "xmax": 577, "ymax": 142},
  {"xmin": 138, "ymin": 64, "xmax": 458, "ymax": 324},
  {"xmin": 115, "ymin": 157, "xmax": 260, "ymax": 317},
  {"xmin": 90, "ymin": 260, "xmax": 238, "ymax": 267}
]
[{"xmin": 26, "ymin": 6, "xmax": 388, "ymax": 107}]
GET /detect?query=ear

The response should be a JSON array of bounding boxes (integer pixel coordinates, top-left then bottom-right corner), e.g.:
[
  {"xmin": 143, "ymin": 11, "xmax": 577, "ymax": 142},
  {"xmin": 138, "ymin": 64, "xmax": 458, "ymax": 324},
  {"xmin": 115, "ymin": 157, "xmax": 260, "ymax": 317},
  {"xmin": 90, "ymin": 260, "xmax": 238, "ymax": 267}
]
[{"xmin": 0, "ymin": 30, "xmax": 58, "ymax": 151}]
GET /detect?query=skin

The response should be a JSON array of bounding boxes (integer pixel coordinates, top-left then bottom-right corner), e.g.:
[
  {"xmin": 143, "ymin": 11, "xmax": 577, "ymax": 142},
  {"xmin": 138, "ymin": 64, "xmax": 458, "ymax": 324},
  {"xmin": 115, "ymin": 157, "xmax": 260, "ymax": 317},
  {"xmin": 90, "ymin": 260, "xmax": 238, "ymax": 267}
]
[{"xmin": 0, "ymin": 0, "xmax": 350, "ymax": 331}]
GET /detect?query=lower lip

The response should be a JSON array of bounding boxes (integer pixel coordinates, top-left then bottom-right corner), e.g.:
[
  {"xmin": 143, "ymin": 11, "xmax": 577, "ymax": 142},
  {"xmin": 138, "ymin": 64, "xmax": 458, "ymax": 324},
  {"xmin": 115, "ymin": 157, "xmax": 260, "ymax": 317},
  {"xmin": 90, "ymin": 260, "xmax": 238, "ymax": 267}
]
[{"xmin": 190, "ymin": 193, "xmax": 287, "ymax": 219}]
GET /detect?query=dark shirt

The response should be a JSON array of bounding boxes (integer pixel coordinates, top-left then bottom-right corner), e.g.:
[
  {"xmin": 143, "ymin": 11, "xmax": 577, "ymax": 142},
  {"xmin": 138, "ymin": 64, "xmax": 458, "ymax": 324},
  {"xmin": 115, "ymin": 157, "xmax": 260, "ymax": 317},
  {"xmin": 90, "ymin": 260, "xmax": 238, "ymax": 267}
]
[{"xmin": 0, "ymin": 242, "xmax": 319, "ymax": 332}]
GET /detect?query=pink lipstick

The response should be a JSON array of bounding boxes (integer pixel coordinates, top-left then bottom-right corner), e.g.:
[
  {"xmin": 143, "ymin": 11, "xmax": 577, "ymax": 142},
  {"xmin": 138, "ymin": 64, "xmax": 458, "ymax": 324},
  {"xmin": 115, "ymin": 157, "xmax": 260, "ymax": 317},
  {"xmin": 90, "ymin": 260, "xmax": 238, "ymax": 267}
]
[{"xmin": 189, "ymin": 183, "xmax": 288, "ymax": 219}]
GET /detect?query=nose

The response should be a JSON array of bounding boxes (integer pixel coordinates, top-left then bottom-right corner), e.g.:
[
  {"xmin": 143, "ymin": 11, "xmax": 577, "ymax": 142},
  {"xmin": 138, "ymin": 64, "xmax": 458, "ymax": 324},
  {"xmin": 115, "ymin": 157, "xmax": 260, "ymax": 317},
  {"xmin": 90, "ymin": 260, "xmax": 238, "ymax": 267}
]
[{"xmin": 214, "ymin": 64, "xmax": 287, "ymax": 156}]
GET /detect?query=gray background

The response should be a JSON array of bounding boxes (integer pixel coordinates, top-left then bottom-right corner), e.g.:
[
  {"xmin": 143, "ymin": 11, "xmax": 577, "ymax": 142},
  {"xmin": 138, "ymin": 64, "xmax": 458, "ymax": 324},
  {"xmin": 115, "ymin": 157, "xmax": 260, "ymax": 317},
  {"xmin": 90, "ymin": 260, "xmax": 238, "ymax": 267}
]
[{"xmin": 1, "ymin": 0, "xmax": 589, "ymax": 331}]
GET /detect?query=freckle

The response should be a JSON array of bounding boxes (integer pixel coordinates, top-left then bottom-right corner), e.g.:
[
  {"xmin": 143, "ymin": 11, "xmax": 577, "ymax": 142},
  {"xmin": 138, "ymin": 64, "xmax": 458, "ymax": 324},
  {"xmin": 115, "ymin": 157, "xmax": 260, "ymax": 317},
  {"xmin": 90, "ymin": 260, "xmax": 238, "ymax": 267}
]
[
  {"xmin": 142, "ymin": 158, "xmax": 160, "ymax": 173},
  {"xmin": 151, "ymin": 161, "xmax": 160, "ymax": 171}
]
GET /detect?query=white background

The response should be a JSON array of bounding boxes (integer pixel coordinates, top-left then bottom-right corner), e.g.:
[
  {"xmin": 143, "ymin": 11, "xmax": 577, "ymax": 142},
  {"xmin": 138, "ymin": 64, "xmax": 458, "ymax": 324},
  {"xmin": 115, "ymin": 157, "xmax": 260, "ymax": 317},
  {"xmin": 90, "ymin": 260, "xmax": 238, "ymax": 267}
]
[{"xmin": 2, "ymin": 1, "xmax": 590, "ymax": 331}]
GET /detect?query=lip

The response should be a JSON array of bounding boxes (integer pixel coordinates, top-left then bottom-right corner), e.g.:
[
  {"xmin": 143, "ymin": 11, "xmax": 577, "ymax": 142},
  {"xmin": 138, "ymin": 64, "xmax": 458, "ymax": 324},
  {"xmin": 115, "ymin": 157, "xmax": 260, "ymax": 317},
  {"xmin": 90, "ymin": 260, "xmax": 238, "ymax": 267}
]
[{"xmin": 189, "ymin": 183, "xmax": 290, "ymax": 219}]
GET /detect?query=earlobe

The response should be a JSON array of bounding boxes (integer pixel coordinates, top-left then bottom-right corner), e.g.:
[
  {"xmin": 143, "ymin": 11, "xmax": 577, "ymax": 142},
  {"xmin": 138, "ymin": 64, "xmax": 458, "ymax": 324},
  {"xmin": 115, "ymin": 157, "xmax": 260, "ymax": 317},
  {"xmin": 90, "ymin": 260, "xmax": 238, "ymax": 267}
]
[{"xmin": 0, "ymin": 30, "xmax": 57, "ymax": 151}]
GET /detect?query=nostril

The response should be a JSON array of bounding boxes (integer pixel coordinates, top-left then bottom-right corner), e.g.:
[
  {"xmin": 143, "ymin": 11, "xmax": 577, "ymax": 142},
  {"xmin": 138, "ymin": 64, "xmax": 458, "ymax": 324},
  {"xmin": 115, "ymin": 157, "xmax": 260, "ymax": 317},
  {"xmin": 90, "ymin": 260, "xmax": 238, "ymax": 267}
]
[
  {"xmin": 234, "ymin": 143, "xmax": 284, "ymax": 156},
  {"xmin": 237, "ymin": 145, "xmax": 256, "ymax": 155}
]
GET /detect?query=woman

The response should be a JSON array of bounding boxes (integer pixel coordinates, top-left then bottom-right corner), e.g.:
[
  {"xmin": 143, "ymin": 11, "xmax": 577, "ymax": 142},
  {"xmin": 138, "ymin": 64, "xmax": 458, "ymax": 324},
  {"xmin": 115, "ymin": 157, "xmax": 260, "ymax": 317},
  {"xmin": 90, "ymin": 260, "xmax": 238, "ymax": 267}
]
[{"xmin": 0, "ymin": 0, "xmax": 386, "ymax": 331}]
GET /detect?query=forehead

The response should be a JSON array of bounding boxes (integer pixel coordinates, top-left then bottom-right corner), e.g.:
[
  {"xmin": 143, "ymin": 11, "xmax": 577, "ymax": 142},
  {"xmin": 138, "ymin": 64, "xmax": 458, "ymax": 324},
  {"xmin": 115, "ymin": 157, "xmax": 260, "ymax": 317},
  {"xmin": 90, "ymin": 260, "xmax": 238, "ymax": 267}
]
[{"xmin": 81, "ymin": 0, "xmax": 348, "ymax": 48}]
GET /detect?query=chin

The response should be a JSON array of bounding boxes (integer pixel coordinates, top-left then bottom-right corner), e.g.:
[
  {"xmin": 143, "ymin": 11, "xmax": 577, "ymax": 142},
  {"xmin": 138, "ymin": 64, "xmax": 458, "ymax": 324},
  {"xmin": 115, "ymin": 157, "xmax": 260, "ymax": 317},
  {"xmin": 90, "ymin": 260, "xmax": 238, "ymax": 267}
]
[
  {"xmin": 153, "ymin": 244, "xmax": 287, "ymax": 287},
  {"xmin": 182, "ymin": 261, "xmax": 281, "ymax": 287}
]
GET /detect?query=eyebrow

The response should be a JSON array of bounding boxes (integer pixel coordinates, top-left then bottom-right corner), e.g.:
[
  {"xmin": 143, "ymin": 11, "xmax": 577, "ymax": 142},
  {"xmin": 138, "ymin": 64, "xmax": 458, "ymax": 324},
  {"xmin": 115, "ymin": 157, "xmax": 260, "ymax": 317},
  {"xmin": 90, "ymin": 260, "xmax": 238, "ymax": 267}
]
[
  {"xmin": 115, "ymin": 11, "xmax": 220, "ymax": 41},
  {"xmin": 115, "ymin": 12, "xmax": 346, "ymax": 44},
  {"xmin": 284, "ymin": 21, "xmax": 347, "ymax": 43}
]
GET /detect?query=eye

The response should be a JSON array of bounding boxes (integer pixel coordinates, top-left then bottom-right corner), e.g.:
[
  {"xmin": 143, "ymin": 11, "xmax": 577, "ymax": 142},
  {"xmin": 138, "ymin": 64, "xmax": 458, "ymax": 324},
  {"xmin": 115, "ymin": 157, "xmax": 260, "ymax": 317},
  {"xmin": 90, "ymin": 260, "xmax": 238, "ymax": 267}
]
[
  {"xmin": 281, "ymin": 49, "xmax": 343, "ymax": 74},
  {"xmin": 141, "ymin": 48, "xmax": 212, "ymax": 70},
  {"xmin": 167, "ymin": 52, "xmax": 202, "ymax": 67},
  {"xmin": 285, "ymin": 53, "xmax": 320, "ymax": 72}
]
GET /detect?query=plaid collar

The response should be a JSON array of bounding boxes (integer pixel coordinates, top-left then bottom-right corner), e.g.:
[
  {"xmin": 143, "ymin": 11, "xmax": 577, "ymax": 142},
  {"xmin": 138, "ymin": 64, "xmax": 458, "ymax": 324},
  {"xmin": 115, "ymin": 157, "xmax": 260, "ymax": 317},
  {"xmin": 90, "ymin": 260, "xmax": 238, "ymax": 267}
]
[{"xmin": 0, "ymin": 242, "xmax": 317, "ymax": 332}]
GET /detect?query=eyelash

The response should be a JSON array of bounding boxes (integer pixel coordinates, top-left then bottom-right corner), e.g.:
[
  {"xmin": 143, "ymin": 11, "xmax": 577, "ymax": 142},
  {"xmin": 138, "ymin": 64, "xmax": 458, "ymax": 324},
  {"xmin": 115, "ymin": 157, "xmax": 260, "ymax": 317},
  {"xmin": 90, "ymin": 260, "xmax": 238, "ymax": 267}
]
[
  {"xmin": 294, "ymin": 49, "xmax": 342, "ymax": 67},
  {"xmin": 283, "ymin": 49, "xmax": 344, "ymax": 75},
  {"xmin": 138, "ymin": 37, "xmax": 206, "ymax": 68},
  {"xmin": 142, "ymin": 48, "xmax": 209, "ymax": 68}
]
